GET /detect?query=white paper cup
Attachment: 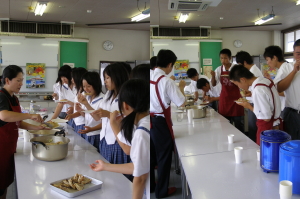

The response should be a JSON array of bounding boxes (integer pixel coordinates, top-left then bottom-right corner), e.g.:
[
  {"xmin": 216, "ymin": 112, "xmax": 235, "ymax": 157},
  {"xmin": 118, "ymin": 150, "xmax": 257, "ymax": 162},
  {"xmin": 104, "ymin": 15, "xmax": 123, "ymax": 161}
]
[
  {"xmin": 187, "ymin": 109, "xmax": 193, "ymax": 123},
  {"xmin": 257, "ymin": 149, "xmax": 260, "ymax": 161},
  {"xmin": 279, "ymin": 180, "xmax": 293, "ymax": 198},
  {"xmin": 228, "ymin": 134, "xmax": 234, "ymax": 144},
  {"xmin": 23, "ymin": 129, "xmax": 30, "ymax": 142},
  {"xmin": 234, "ymin": 147, "xmax": 243, "ymax": 164}
]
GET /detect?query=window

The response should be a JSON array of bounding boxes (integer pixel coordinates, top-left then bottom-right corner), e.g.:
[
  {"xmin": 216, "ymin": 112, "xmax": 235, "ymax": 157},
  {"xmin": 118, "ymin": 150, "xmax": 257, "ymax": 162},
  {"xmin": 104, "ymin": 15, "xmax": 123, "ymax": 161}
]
[{"xmin": 284, "ymin": 32, "xmax": 294, "ymax": 53}]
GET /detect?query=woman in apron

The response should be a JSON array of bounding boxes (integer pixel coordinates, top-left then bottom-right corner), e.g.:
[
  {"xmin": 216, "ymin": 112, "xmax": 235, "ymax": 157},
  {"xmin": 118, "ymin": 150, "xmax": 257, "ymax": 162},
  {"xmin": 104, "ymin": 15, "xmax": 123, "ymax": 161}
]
[
  {"xmin": 0, "ymin": 65, "xmax": 45, "ymax": 199},
  {"xmin": 211, "ymin": 49, "xmax": 244, "ymax": 132}
]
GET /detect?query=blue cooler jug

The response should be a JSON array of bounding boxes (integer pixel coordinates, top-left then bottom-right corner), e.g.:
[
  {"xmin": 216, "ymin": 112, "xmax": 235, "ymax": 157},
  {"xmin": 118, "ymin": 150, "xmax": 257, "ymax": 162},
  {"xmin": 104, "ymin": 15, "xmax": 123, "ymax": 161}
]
[
  {"xmin": 279, "ymin": 140, "xmax": 300, "ymax": 194},
  {"xmin": 260, "ymin": 130, "xmax": 291, "ymax": 173}
]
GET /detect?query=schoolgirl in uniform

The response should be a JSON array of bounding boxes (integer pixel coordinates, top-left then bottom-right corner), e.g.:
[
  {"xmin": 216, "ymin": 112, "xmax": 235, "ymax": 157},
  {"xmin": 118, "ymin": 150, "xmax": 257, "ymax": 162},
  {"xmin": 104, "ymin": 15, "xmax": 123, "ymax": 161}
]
[
  {"xmin": 50, "ymin": 65, "xmax": 75, "ymax": 120},
  {"xmin": 90, "ymin": 79, "xmax": 150, "ymax": 199},
  {"xmin": 75, "ymin": 72, "xmax": 104, "ymax": 148},
  {"xmin": 65, "ymin": 67, "xmax": 88, "ymax": 137},
  {"xmin": 90, "ymin": 63, "xmax": 131, "ymax": 164},
  {"xmin": 52, "ymin": 77, "xmax": 60, "ymax": 101}
]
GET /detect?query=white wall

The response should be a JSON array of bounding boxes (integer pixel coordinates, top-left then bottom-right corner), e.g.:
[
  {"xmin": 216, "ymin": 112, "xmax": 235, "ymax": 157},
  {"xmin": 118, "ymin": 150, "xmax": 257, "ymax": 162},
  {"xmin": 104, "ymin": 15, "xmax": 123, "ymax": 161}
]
[
  {"xmin": 211, "ymin": 30, "xmax": 273, "ymax": 56},
  {"xmin": 75, "ymin": 28, "xmax": 150, "ymax": 70}
]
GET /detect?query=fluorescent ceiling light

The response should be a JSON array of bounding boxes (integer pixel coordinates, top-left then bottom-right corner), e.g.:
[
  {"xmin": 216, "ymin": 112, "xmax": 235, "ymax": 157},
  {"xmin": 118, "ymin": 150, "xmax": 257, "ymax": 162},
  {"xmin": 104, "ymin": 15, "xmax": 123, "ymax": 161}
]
[
  {"xmin": 185, "ymin": 44, "xmax": 199, "ymax": 46},
  {"xmin": 179, "ymin": 13, "xmax": 189, "ymax": 23},
  {"xmin": 1, "ymin": 42, "xmax": 21, "ymax": 45},
  {"xmin": 60, "ymin": 21, "xmax": 75, "ymax": 24},
  {"xmin": 131, "ymin": 13, "xmax": 150, "ymax": 22},
  {"xmin": 152, "ymin": 44, "xmax": 169, "ymax": 46},
  {"xmin": 297, "ymin": 0, "xmax": 300, "ymax": 5},
  {"xmin": 41, "ymin": 43, "xmax": 59, "ymax": 46},
  {"xmin": 35, "ymin": 2, "xmax": 47, "ymax": 16},
  {"xmin": 255, "ymin": 14, "xmax": 275, "ymax": 25}
]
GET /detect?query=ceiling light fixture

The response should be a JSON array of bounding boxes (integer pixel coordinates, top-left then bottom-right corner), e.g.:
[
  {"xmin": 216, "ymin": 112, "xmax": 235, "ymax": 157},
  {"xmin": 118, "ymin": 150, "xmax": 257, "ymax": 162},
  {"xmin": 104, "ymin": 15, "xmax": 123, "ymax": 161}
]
[
  {"xmin": 131, "ymin": 8, "xmax": 150, "ymax": 22},
  {"xmin": 255, "ymin": 6, "xmax": 275, "ymax": 25},
  {"xmin": 179, "ymin": 13, "xmax": 189, "ymax": 23},
  {"xmin": 297, "ymin": 0, "xmax": 300, "ymax": 5},
  {"xmin": 35, "ymin": 2, "xmax": 47, "ymax": 16}
]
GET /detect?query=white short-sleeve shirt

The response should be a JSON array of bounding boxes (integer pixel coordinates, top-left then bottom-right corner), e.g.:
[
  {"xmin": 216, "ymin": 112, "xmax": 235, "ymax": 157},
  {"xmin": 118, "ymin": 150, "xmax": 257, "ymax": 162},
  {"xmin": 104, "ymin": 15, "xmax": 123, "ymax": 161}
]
[
  {"xmin": 59, "ymin": 83, "xmax": 77, "ymax": 113},
  {"xmin": 150, "ymin": 68, "xmax": 185, "ymax": 116},
  {"xmin": 274, "ymin": 62, "xmax": 300, "ymax": 110},
  {"xmin": 247, "ymin": 64, "xmax": 264, "ymax": 103},
  {"xmin": 53, "ymin": 82, "xmax": 60, "ymax": 96},
  {"xmin": 190, "ymin": 75, "xmax": 210, "ymax": 97},
  {"xmin": 82, "ymin": 93, "xmax": 104, "ymax": 136},
  {"xmin": 207, "ymin": 81, "xmax": 221, "ymax": 98},
  {"xmin": 252, "ymin": 77, "xmax": 281, "ymax": 126},
  {"xmin": 73, "ymin": 92, "xmax": 85, "ymax": 126},
  {"xmin": 99, "ymin": 92, "xmax": 119, "ymax": 144}
]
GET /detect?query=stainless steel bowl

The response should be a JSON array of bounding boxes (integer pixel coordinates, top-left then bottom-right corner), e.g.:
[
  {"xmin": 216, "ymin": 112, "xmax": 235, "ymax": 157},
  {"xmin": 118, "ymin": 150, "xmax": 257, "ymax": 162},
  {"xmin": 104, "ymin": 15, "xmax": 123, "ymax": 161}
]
[
  {"xmin": 28, "ymin": 129, "xmax": 64, "ymax": 139},
  {"xmin": 30, "ymin": 135, "xmax": 70, "ymax": 161},
  {"xmin": 190, "ymin": 106, "xmax": 207, "ymax": 119}
]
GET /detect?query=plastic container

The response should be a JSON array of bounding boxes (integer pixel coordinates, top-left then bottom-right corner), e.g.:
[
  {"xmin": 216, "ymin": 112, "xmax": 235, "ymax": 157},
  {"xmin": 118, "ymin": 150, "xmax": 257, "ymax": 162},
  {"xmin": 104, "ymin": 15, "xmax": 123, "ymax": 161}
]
[
  {"xmin": 260, "ymin": 130, "xmax": 291, "ymax": 173},
  {"xmin": 279, "ymin": 140, "xmax": 300, "ymax": 194},
  {"xmin": 29, "ymin": 100, "xmax": 35, "ymax": 114}
]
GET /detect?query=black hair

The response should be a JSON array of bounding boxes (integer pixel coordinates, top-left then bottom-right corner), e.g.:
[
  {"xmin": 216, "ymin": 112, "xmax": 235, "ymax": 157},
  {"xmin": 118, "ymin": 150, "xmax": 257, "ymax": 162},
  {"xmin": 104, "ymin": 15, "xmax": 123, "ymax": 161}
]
[
  {"xmin": 2, "ymin": 65, "xmax": 23, "ymax": 86},
  {"xmin": 263, "ymin": 46, "xmax": 285, "ymax": 62},
  {"xmin": 71, "ymin": 67, "xmax": 88, "ymax": 94},
  {"xmin": 157, "ymin": 49, "xmax": 177, "ymax": 68},
  {"xmin": 235, "ymin": 51, "xmax": 253, "ymax": 65},
  {"xmin": 229, "ymin": 64, "xmax": 254, "ymax": 82},
  {"xmin": 220, "ymin": 48, "xmax": 232, "ymax": 58},
  {"xmin": 103, "ymin": 63, "xmax": 129, "ymax": 101},
  {"xmin": 82, "ymin": 71, "xmax": 102, "ymax": 97},
  {"xmin": 294, "ymin": 39, "xmax": 300, "ymax": 49},
  {"xmin": 196, "ymin": 78, "xmax": 209, "ymax": 89},
  {"xmin": 130, "ymin": 64, "xmax": 150, "ymax": 82},
  {"xmin": 150, "ymin": 56, "xmax": 157, "ymax": 70},
  {"xmin": 187, "ymin": 68, "xmax": 198, "ymax": 78},
  {"xmin": 58, "ymin": 65, "xmax": 72, "ymax": 87},
  {"xmin": 118, "ymin": 79, "xmax": 149, "ymax": 144},
  {"xmin": 121, "ymin": 62, "xmax": 132, "ymax": 76}
]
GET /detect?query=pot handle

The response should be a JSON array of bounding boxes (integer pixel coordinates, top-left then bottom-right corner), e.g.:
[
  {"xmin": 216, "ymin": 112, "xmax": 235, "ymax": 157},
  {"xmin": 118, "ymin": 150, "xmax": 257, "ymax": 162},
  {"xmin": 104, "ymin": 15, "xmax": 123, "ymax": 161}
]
[
  {"xmin": 42, "ymin": 115, "xmax": 48, "ymax": 121},
  {"xmin": 32, "ymin": 141, "xmax": 48, "ymax": 149},
  {"xmin": 185, "ymin": 104, "xmax": 191, "ymax": 107},
  {"xmin": 188, "ymin": 97, "xmax": 194, "ymax": 100},
  {"xmin": 54, "ymin": 130, "xmax": 66, "ymax": 137}
]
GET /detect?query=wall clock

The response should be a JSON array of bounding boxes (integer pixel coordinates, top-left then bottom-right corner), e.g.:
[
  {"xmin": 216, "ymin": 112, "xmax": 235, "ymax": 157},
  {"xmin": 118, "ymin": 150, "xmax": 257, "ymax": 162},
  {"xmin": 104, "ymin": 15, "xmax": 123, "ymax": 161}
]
[
  {"xmin": 233, "ymin": 40, "xmax": 242, "ymax": 48},
  {"xmin": 103, "ymin": 40, "xmax": 114, "ymax": 51}
]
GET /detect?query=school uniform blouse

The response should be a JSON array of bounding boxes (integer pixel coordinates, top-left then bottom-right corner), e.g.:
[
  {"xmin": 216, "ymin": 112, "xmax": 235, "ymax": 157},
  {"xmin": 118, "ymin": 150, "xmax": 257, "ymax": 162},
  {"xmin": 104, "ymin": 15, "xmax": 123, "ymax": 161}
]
[
  {"xmin": 58, "ymin": 83, "xmax": 77, "ymax": 112},
  {"xmin": 73, "ymin": 92, "xmax": 85, "ymax": 126},
  {"xmin": 247, "ymin": 64, "xmax": 264, "ymax": 103},
  {"xmin": 150, "ymin": 68, "xmax": 185, "ymax": 117},
  {"xmin": 252, "ymin": 77, "xmax": 281, "ymax": 126},
  {"xmin": 82, "ymin": 93, "xmax": 104, "ymax": 136},
  {"xmin": 274, "ymin": 62, "xmax": 300, "ymax": 110},
  {"xmin": 99, "ymin": 92, "xmax": 119, "ymax": 145}
]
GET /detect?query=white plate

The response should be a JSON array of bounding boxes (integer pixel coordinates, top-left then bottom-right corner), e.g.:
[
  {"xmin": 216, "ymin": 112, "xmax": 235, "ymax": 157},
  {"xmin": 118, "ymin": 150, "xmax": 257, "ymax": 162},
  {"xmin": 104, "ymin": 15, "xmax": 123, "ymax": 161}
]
[
  {"xmin": 175, "ymin": 110, "xmax": 184, "ymax": 113},
  {"xmin": 51, "ymin": 119, "xmax": 68, "ymax": 123},
  {"xmin": 50, "ymin": 175, "xmax": 102, "ymax": 198},
  {"xmin": 55, "ymin": 99, "xmax": 68, "ymax": 103},
  {"xmin": 82, "ymin": 110, "xmax": 94, "ymax": 114},
  {"xmin": 234, "ymin": 100, "xmax": 249, "ymax": 104}
]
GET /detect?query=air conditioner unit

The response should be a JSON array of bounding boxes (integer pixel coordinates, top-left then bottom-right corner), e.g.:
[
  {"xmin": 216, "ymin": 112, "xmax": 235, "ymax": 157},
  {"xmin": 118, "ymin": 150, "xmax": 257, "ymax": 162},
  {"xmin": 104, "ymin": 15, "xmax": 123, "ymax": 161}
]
[{"xmin": 168, "ymin": 0, "xmax": 212, "ymax": 11}]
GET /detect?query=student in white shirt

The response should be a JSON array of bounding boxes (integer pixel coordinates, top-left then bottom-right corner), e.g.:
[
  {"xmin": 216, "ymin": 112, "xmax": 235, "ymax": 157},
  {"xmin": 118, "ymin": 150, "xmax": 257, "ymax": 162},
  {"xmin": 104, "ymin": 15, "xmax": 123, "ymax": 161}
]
[
  {"xmin": 130, "ymin": 64, "xmax": 150, "ymax": 81},
  {"xmin": 186, "ymin": 68, "xmax": 210, "ymax": 102},
  {"xmin": 65, "ymin": 67, "xmax": 88, "ymax": 137},
  {"xmin": 50, "ymin": 65, "xmax": 75, "ymax": 120},
  {"xmin": 235, "ymin": 51, "xmax": 263, "ymax": 142},
  {"xmin": 229, "ymin": 65, "xmax": 281, "ymax": 145},
  {"xmin": 196, "ymin": 78, "xmax": 220, "ymax": 111},
  {"xmin": 90, "ymin": 63, "xmax": 131, "ymax": 165},
  {"xmin": 90, "ymin": 79, "xmax": 150, "ymax": 199},
  {"xmin": 150, "ymin": 50, "xmax": 186, "ymax": 198},
  {"xmin": 150, "ymin": 56, "xmax": 157, "ymax": 71},
  {"xmin": 52, "ymin": 79, "xmax": 60, "ymax": 101},
  {"xmin": 274, "ymin": 39, "xmax": 300, "ymax": 139}
]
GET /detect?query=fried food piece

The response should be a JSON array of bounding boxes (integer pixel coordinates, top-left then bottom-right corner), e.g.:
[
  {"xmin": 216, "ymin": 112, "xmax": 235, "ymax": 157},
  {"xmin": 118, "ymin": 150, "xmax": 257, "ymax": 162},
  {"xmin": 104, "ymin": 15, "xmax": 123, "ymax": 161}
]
[
  {"xmin": 74, "ymin": 183, "xmax": 84, "ymax": 191},
  {"xmin": 62, "ymin": 180, "xmax": 71, "ymax": 188},
  {"xmin": 68, "ymin": 178, "xmax": 76, "ymax": 189},
  {"xmin": 78, "ymin": 174, "xmax": 84, "ymax": 184},
  {"xmin": 81, "ymin": 177, "xmax": 92, "ymax": 185}
]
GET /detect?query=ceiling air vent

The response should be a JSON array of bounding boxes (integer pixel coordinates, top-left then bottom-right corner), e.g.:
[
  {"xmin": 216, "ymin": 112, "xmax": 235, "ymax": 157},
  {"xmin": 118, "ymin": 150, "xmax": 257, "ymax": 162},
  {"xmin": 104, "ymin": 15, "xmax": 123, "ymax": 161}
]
[{"xmin": 168, "ymin": 0, "xmax": 212, "ymax": 11}]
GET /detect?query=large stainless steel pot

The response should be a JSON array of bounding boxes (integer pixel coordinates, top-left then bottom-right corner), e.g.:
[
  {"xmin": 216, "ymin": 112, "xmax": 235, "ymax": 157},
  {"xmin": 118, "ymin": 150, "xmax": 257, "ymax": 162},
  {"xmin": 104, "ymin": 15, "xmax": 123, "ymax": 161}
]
[
  {"xmin": 185, "ymin": 99, "xmax": 194, "ymax": 106},
  {"xmin": 185, "ymin": 94, "xmax": 194, "ymax": 101},
  {"xmin": 30, "ymin": 135, "xmax": 70, "ymax": 161},
  {"xmin": 28, "ymin": 129, "xmax": 65, "ymax": 139},
  {"xmin": 186, "ymin": 105, "xmax": 207, "ymax": 119}
]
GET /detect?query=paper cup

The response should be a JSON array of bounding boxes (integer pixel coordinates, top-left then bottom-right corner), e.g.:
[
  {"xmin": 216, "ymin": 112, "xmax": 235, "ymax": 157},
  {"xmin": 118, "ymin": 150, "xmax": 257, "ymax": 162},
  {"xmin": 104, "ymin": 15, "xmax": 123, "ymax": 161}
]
[
  {"xmin": 23, "ymin": 129, "xmax": 30, "ymax": 142},
  {"xmin": 279, "ymin": 180, "xmax": 293, "ymax": 198},
  {"xmin": 228, "ymin": 134, "xmax": 234, "ymax": 144},
  {"xmin": 257, "ymin": 149, "xmax": 260, "ymax": 161},
  {"xmin": 187, "ymin": 109, "xmax": 193, "ymax": 123},
  {"xmin": 234, "ymin": 147, "xmax": 243, "ymax": 164}
]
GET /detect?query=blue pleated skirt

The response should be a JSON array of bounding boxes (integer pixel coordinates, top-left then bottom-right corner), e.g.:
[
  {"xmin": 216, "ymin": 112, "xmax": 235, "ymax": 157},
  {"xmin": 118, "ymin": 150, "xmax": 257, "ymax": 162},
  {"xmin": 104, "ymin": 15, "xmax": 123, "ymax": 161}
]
[
  {"xmin": 85, "ymin": 134, "xmax": 100, "ymax": 150},
  {"xmin": 74, "ymin": 124, "xmax": 85, "ymax": 138}
]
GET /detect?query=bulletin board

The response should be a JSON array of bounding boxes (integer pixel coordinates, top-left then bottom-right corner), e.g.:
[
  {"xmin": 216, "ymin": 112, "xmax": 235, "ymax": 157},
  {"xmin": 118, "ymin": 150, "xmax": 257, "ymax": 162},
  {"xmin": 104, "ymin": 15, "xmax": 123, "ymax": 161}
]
[
  {"xmin": 199, "ymin": 41, "xmax": 222, "ymax": 77},
  {"xmin": 60, "ymin": 41, "xmax": 88, "ymax": 68}
]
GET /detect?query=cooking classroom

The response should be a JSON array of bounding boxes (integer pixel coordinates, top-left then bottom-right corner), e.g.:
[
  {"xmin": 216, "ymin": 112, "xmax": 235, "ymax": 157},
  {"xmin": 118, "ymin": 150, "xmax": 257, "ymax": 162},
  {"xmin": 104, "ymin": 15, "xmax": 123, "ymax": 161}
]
[
  {"xmin": 0, "ymin": 0, "xmax": 150, "ymax": 199},
  {"xmin": 150, "ymin": 0, "xmax": 300, "ymax": 199}
]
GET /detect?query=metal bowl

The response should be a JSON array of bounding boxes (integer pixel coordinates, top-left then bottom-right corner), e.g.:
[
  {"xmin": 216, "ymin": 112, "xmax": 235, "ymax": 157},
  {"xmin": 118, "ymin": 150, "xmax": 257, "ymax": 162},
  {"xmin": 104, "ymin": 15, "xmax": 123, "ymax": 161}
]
[{"xmin": 28, "ymin": 129, "xmax": 65, "ymax": 139}]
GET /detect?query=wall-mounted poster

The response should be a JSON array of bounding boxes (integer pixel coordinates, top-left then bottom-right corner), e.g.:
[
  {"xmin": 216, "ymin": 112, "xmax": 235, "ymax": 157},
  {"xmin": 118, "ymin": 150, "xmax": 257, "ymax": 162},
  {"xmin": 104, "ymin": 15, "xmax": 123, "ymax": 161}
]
[
  {"xmin": 26, "ymin": 63, "xmax": 46, "ymax": 88},
  {"xmin": 203, "ymin": 66, "xmax": 213, "ymax": 79},
  {"xmin": 174, "ymin": 60, "xmax": 189, "ymax": 80}
]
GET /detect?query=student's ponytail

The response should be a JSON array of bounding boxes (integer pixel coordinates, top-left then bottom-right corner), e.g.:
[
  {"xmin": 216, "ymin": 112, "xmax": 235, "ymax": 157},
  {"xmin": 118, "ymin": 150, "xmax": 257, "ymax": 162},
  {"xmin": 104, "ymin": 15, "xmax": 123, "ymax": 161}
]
[{"xmin": 118, "ymin": 79, "xmax": 149, "ymax": 144}]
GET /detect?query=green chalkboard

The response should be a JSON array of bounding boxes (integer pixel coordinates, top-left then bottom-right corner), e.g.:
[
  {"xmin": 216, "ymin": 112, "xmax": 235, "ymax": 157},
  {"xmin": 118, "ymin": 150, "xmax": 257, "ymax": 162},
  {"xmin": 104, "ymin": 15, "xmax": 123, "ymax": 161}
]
[
  {"xmin": 199, "ymin": 41, "xmax": 222, "ymax": 73},
  {"xmin": 60, "ymin": 41, "xmax": 87, "ymax": 68}
]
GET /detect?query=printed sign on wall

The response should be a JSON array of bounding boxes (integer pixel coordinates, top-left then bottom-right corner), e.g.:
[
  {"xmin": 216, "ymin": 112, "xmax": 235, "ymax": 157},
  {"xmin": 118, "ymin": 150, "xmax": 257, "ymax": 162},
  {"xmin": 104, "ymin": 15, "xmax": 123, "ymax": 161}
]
[
  {"xmin": 26, "ymin": 63, "xmax": 46, "ymax": 88},
  {"xmin": 174, "ymin": 60, "xmax": 189, "ymax": 80}
]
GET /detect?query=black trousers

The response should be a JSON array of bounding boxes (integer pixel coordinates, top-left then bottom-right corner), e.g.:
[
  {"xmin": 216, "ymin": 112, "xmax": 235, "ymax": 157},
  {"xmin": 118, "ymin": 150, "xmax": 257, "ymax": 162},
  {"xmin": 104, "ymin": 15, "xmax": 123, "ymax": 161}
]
[
  {"xmin": 208, "ymin": 101, "xmax": 218, "ymax": 112},
  {"xmin": 247, "ymin": 104, "xmax": 257, "ymax": 142},
  {"xmin": 150, "ymin": 116, "xmax": 173, "ymax": 198},
  {"xmin": 224, "ymin": 116, "xmax": 244, "ymax": 133},
  {"xmin": 282, "ymin": 107, "xmax": 300, "ymax": 140}
]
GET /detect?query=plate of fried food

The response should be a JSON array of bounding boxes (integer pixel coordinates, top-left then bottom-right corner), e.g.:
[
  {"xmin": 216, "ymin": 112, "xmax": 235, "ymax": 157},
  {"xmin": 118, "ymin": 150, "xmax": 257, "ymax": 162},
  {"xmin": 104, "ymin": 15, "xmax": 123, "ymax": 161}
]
[
  {"xmin": 50, "ymin": 173, "xmax": 103, "ymax": 197},
  {"xmin": 234, "ymin": 98, "xmax": 249, "ymax": 104}
]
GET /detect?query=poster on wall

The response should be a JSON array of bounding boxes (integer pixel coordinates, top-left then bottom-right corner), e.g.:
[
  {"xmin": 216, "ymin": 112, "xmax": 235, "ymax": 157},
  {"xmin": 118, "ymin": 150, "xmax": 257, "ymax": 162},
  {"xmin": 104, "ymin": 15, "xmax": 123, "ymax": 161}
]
[
  {"xmin": 203, "ymin": 66, "xmax": 213, "ymax": 79},
  {"xmin": 261, "ymin": 63, "xmax": 277, "ymax": 80},
  {"xmin": 174, "ymin": 60, "xmax": 189, "ymax": 80},
  {"xmin": 26, "ymin": 63, "xmax": 46, "ymax": 88}
]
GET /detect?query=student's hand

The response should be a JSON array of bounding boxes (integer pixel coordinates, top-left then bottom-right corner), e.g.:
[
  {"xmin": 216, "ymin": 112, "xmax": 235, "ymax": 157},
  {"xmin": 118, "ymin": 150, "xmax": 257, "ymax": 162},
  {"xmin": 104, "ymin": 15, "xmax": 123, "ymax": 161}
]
[
  {"xmin": 178, "ymin": 80, "xmax": 186, "ymax": 89},
  {"xmin": 236, "ymin": 101, "xmax": 251, "ymax": 109},
  {"xmin": 170, "ymin": 75, "xmax": 176, "ymax": 81},
  {"xmin": 78, "ymin": 126, "xmax": 92, "ymax": 134},
  {"xmin": 65, "ymin": 114, "xmax": 74, "ymax": 120},
  {"xmin": 244, "ymin": 90, "xmax": 252, "ymax": 97},
  {"xmin": 293, "ymin": 59, "xmax": 300, "ymax": 72},
  {"xmin": 75, "ymin": 102, "xmax": 83, "ymax": 112},
  {"xmin": 89, "ymin": 160, "xmax": 108, "ymax": 172},
  {"xmin": 52, "ymin": 93, "xmax": 58, "ymax": 100},
  {"xmin": 66, "ymin": 101, "xmax": 74, "ymax": 106},
  {"xmin": 90, "ymin": 109, "xmax": 102, "ymax": 121},
  {"xmin": 210, "ymin": 70, "xmax": 216, "ymax": 77},
  {"xmin": 66, "ymin": 107, "xmax": 74, "ymax": 115},
  {"xmin": 77, "ymin": 93, "xmax": 88, "ymax": 105},
  {"xmin": 263, "ymin": 71, "xmax": 271, "ymax": 79},
  {"xmin": 203, "ymin": 95, "xmax": 211, "ymax": 103},
  {"xmin": 30, "ymin": 114, "xmax": 43, "ymax": 123},
  {"xmin": 110, "ymin": 111, "xmax": 122, "ymax": 132}
]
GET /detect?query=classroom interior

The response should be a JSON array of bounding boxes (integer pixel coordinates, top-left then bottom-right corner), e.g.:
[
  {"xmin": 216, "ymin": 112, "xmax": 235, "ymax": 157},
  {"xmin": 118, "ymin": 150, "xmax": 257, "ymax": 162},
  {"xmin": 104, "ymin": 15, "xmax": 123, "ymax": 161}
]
[{"xmin": 1, "ymin": 0, "xmax": 300, "ymax": 198}]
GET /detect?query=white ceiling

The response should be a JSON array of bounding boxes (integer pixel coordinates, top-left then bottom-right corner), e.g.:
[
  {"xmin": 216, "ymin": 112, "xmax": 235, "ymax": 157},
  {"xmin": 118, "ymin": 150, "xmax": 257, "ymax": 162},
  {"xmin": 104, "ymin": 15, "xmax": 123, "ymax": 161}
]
[
  {"xmin": 0, "ymin": 0, "xmax": 150, "ymax": 31},
  {"xmin": 150, "ymin": 0, "xmax": 300, "ymax": 31}
]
